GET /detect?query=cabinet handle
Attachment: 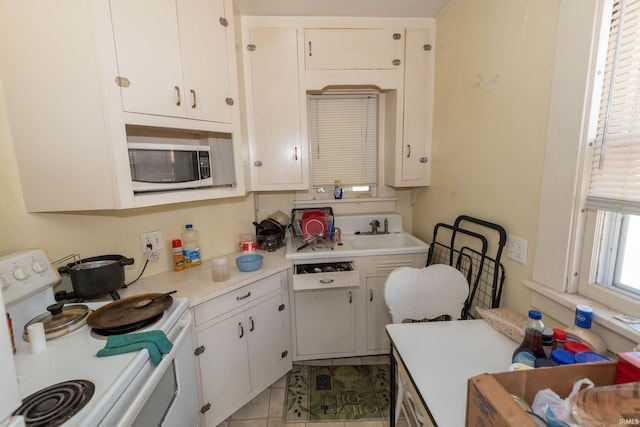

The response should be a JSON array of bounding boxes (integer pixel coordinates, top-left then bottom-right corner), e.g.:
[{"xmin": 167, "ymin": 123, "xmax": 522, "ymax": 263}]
[
  {"xmin": 369, "ymin": 289, "xmax": 373, "ymax": 301},
  {"xmin": 393, "ymin": 59, "xmax": 401, "ymax": 66},
  {"xmin": 174, "ymin": 86, "xmax": 181, "ymax": 106},
  {"xmin": 219, "ymin": 17, "xmax": 228, "ymax": 27},
  {"xmin": 420, "ymin": 157, "xmax": 429, "ymax": 164},
  {"xmin": 393, "ymin": 33, "xmax": 402, "ymax": 40},
  {"xmin": 247, "ymin": 44, "xmax": 256, "ymax": 51},
  {"xmin": 249, "ymin": 316, "xmax": 255, "ymax": 332},
  {"xmin": 308, "ymin": 41, "xmax": 312, "ymax": 57},
  {"xmin": 406, "ymin": 144, "xmax": 411, "ymax": 158},
  {"xmin": 319, "ymin": 278, "xmax": 334, "ymax": 284},
  {"xmin": 194, "ymin": 345, "xmax": 205, "ymax": 356},
  {"xmin": 348, "ymin": 291, "xmax": 352, "ymax": 304},
  {"xmin": 236, "ymin": 291, "xmax": 251, "ymax": 301},
  {"xmin": 253, "ymin": 160, "xmax": 263, "ymax": 167},
  {"xmin": 293, "ymin": 146, "xmax": 298, "ymax": 160},
  {"xmin": 200, "ymin": 403, "xmax": 211, "ymax": 414},
  {"xmin": 238, "ymin": 322, "xmax": 244, "ymax": 338},
  {"xmin": 225, "ymin": 97, "xmax": 234, "ymax": 106},
  {"xmin": 191, "ymin": 89, "xmax": 196, "ymax": 108}
]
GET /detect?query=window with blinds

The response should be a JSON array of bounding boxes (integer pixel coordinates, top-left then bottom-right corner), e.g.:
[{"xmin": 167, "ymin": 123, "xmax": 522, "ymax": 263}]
[
  {"xmin": 308, "ymin": 94, "xmax": 378, "ymax": 192},
  {"xmin": 587, "ymin": 0, "xmax": 640, "ymax": 214}
]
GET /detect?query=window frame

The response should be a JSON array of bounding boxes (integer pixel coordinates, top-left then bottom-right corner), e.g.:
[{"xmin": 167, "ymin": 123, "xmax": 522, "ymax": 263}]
[{"xmin": 528, "ymin": 0, "xmax": 640, "ymax": 349}]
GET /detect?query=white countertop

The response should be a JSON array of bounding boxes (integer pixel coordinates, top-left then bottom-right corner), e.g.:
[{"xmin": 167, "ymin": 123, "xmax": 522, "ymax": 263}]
[
  {"xmin": 118, "ymin": 248, "xmax": 291, "ymax": 307},
  {"xmin": 386, "ymin": 320, "xmax": 518, "ymax": 426}
]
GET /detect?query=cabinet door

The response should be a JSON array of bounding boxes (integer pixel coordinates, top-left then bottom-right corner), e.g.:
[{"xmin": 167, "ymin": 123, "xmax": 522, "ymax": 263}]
[
  {"xmin": 246, "ymin": 27, "xmax": 306, "ymax": 189},
  {"xmin": 304, "ymin": 29, "xmax": 403, "ymax": 70},
  {"xmin": 366, "ymin": 276, "xmax": 391, "ymax": 351},
  {"xmin": 399, "ymin": 28, "xmax": 434, "ymax": 186},
  {"xmin": 196, "ymin": 311, "xmax": 250, "ymax": 424},
  {"xmin": 110, "ymin": 0, "xmax": 185, "ymax": 117},
  {"xmin": 246, "ymin": 293, "xmax": 288, "ymax": 389},
  {"xmin": 294, "ymin": 289, "xmax": 356, "ymax": 356},
  {"xmin": 178, "ymin": 0, "xmax": 232, "ymax": 123}
]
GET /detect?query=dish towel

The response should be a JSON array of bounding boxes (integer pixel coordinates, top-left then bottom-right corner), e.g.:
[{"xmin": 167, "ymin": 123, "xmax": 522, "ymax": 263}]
[{"xmin": 96, "ymin": 330, "xmax": 173, "ymax": 366}]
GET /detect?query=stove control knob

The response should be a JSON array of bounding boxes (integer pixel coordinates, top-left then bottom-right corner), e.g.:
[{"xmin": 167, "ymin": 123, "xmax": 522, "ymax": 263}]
[
  {"xmin": 31, "ymin": 260, "xmax": 48, "ymax": 274},
  {"xmin": 13, "ymin": 265, "xmax": 30, "ymax": 281}
]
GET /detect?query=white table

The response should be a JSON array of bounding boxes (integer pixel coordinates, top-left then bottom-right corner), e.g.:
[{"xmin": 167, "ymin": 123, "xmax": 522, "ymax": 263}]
[{"xmin": 387, "ymin": 319, "xmax": 518, "ymax": 426}]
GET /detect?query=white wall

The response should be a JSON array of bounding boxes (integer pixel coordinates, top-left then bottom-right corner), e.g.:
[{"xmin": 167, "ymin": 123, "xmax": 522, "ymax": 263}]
[{"xmin": 412, "ymin": 0, "xmax": 561, "ymax": 316}]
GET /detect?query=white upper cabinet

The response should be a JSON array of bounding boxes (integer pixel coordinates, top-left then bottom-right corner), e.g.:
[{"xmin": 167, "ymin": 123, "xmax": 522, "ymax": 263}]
[
  {"xmin": 385, "ymin": 28, "xmax": 434, "ymax": 187},
  {"xmin": 304, "ymin": 29, "xmax": 404, "ymax": 70},
  {"xmin": 0, "ymin": 0, "xmax": 244, "ymax": 212},
  {"xmin": 110, "ymin": 0, "xmax": 233, "ymax": 123},
  {"xmin": 243, "ymin": 27, "xmax": 307, "ymax": 190}
]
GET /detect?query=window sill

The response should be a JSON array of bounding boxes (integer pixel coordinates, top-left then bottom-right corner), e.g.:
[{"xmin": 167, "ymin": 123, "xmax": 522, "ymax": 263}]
[{"xmin": 523, "ymin": 279, "xmax": 640, "ymax": 354}]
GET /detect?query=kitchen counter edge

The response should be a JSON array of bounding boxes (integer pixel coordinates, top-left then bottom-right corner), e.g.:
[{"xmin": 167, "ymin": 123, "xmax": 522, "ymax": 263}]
[{"xmin": 117, "ymin": 249, "xmax": 291, "ymax": 307}]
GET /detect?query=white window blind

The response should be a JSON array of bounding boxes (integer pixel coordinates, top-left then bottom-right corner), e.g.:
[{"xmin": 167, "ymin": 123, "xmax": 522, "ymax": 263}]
[
  {"xmin": 587, "ymin": 0, "xmax": 640, "ymax": 214},
  {"xmin": 309, "ymin": 94, "xmax": 377, "ymax": 187}
]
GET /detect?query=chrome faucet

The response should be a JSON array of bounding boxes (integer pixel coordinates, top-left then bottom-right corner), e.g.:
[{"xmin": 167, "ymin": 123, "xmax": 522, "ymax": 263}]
[{"xmin": 370, "ymin": 220, "xmax": 380, "ymax": 234}]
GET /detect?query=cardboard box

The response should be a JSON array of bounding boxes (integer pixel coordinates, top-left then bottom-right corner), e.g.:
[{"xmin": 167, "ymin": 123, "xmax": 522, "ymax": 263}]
[{"xmin": 466, "ymin": 361, "xmax": 617, "ymax": 427}]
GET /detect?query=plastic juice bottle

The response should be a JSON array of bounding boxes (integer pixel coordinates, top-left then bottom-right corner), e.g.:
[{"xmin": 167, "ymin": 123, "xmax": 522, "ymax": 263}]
[
  {"xmin": 182, "ymin": 224, "xmax": 201, "ymax": 267},
  {"xmin": 512, "ymin": 310, "xmax": 547, "ymax": 367}
]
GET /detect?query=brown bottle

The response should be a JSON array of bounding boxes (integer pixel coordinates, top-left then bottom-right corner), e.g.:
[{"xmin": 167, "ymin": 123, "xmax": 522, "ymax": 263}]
[{"xmin": 512, "ymin": 310, "xmax": 546, "ymax": 367}]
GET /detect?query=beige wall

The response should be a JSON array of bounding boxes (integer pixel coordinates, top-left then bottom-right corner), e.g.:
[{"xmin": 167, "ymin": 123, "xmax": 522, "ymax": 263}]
[
  {"xmin": 0, "ymin": 82, "xmax": 256, "ymax": 282},
  {"xmin": 412, "ymin": 0, "xmax": 561, "ymax": 316}
]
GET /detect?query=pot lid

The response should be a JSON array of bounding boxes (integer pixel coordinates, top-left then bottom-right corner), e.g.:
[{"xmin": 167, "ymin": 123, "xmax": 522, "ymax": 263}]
[
  {"xmin": 24, "ymin": 303, "xmax": 90, "ymax": 341},
  {"xmin": 87, "ymin": 293, "xmax": 173, "ymax": 330}
]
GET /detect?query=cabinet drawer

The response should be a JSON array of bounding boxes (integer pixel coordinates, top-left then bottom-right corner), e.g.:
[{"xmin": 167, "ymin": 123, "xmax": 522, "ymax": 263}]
[
  {"xmin": 304, "ymin": 29, "xmax": 404, "ymax": 70},
  {"xmin": 193, "ymin": 273, "xmax": 281, "ymax": 326},
  {"xmin": 293, "ymin": 270, "xmax": 359, "ymax": 291}
]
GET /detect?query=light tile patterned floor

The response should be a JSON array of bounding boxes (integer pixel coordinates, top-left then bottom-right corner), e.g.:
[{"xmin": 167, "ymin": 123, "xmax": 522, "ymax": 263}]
[{"xmin": 216, "ymin": 356, "xmax": 409, "ymax": 427}]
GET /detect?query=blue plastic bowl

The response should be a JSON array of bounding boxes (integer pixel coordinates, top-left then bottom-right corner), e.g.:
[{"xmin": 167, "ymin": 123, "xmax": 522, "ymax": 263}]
[{"xmin": 235, "ymin": 254, "xmax": 263, "ymax": 272}]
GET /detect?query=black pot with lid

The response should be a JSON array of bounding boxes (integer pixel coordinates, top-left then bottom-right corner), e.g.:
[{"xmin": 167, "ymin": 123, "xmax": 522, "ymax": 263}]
[{"xmin": 253, "ymin": 219, "xmax": 286, "ymax": 252}]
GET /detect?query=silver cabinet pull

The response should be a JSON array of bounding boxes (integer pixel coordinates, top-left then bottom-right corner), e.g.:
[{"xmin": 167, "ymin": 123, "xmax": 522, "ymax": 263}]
[
  {"xmin": 174, "ymin": 86, "xmax": 181, "ymax": 106},
  {"xmin": 308, "ymin": 41, "xmax": 312, "ymax": 56},
  {"xmin": 236, "ymin": 291, "xmax": 251, "ymax": 301},
  {"xmin": 191, "ymin": 89, "xmax": 196, "ymax": 108},
  {"xmin": 238, "ymin": 322, "xmax": 244, "ymax": 338},
  {"xmin": 369, "ymin": 289, "xmax": 373, "ymax": 301},
  {"xmin": 249, "ymin": 316, "xmax": 255, "ymax": 332},
  {"xmin": 348, "ymin": 291, "xmax": 352, "ymax": 304},
  {"xmin": 320, "ymin": 278, "xmax": 334, "ymax": 284},
  {"xmin": 406, "ymin": 144, "xmax": 411, "ymax": 158},
  {"xmin": 294, "ymin": 146, "xmax": 298, "ymax": 160}
]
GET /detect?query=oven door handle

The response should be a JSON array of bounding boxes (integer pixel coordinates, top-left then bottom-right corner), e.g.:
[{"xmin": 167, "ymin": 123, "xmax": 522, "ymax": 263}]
[{"xmin": 114, "ymin": 310, "xmax": 193, "ymax": 427}]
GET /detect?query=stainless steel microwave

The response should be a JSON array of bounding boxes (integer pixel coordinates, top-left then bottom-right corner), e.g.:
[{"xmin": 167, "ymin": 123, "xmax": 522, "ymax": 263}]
[{"xmin": 128, "ymin": 142, "xmax": 213, "ymax": 193}]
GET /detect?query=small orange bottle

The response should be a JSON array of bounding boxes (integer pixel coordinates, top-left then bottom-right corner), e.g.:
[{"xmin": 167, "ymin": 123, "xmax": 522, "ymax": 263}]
[{"xmin": 172, "ymin": 239, "xmax": 184, "ymax": 272}]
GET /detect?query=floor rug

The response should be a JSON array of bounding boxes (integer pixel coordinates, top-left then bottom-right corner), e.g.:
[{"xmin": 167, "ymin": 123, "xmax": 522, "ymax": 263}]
[{"xmin": 284, "ymin": 364, "xmax": 391, "ymax": 422}]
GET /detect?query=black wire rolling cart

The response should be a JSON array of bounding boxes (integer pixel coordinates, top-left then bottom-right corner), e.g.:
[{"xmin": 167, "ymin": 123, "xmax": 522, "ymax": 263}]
[{"xmin": 426, "ymin": 215, "xmax": 507, "ymax": 319}]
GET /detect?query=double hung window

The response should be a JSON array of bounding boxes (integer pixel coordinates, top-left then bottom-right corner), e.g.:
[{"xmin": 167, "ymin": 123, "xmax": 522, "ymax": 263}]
[{"xmin": 585, "ymin": 0, "xmax": 640, "ymax": 298}]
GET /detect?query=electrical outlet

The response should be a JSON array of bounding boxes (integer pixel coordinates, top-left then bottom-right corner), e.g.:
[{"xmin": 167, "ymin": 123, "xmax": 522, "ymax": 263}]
[
  {"xmin": 140, "ymin": 230, "xmax": 164, "ymax": 253},
  {"xmin": 506, "ymin": 235, "xmax": 528, "ymax": 265}
]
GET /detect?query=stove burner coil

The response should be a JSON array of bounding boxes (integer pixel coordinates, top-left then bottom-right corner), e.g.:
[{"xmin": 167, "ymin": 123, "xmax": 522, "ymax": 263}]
[{"xmin": 13, "ymin": 379, "xmax": 95, "ymax": 427}]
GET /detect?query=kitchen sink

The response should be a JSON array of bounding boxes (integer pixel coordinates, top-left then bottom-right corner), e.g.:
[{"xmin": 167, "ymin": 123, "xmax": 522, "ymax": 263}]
[{"xmin": 347, "ymin": 233, "xmax": 427, "ymax": 250}]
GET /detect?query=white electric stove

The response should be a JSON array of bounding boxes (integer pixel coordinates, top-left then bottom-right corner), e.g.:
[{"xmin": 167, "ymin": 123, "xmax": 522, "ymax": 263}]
[{"xmin": 0, "ymin": 249, "xmax": 199, "ymax": 427}]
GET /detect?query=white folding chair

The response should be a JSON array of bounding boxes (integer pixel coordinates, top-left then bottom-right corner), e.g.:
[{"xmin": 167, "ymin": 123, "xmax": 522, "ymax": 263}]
[{"xmin": 384, "ymin": 264, "xmax": 469, "ymax": 424}]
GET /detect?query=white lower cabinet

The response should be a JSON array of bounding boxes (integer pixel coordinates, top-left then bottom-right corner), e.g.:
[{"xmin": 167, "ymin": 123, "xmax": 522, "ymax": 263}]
[
  {"xmin": 294, "ymin": 288, "xmax": 357, "ymax": 357},
  {"xmin": 365, "ymin": 254, "xmax": 429, "ymax": 352},
  {"xmin": 193, "ymin": 272, "xmax": 291, "ymax": 427}
]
